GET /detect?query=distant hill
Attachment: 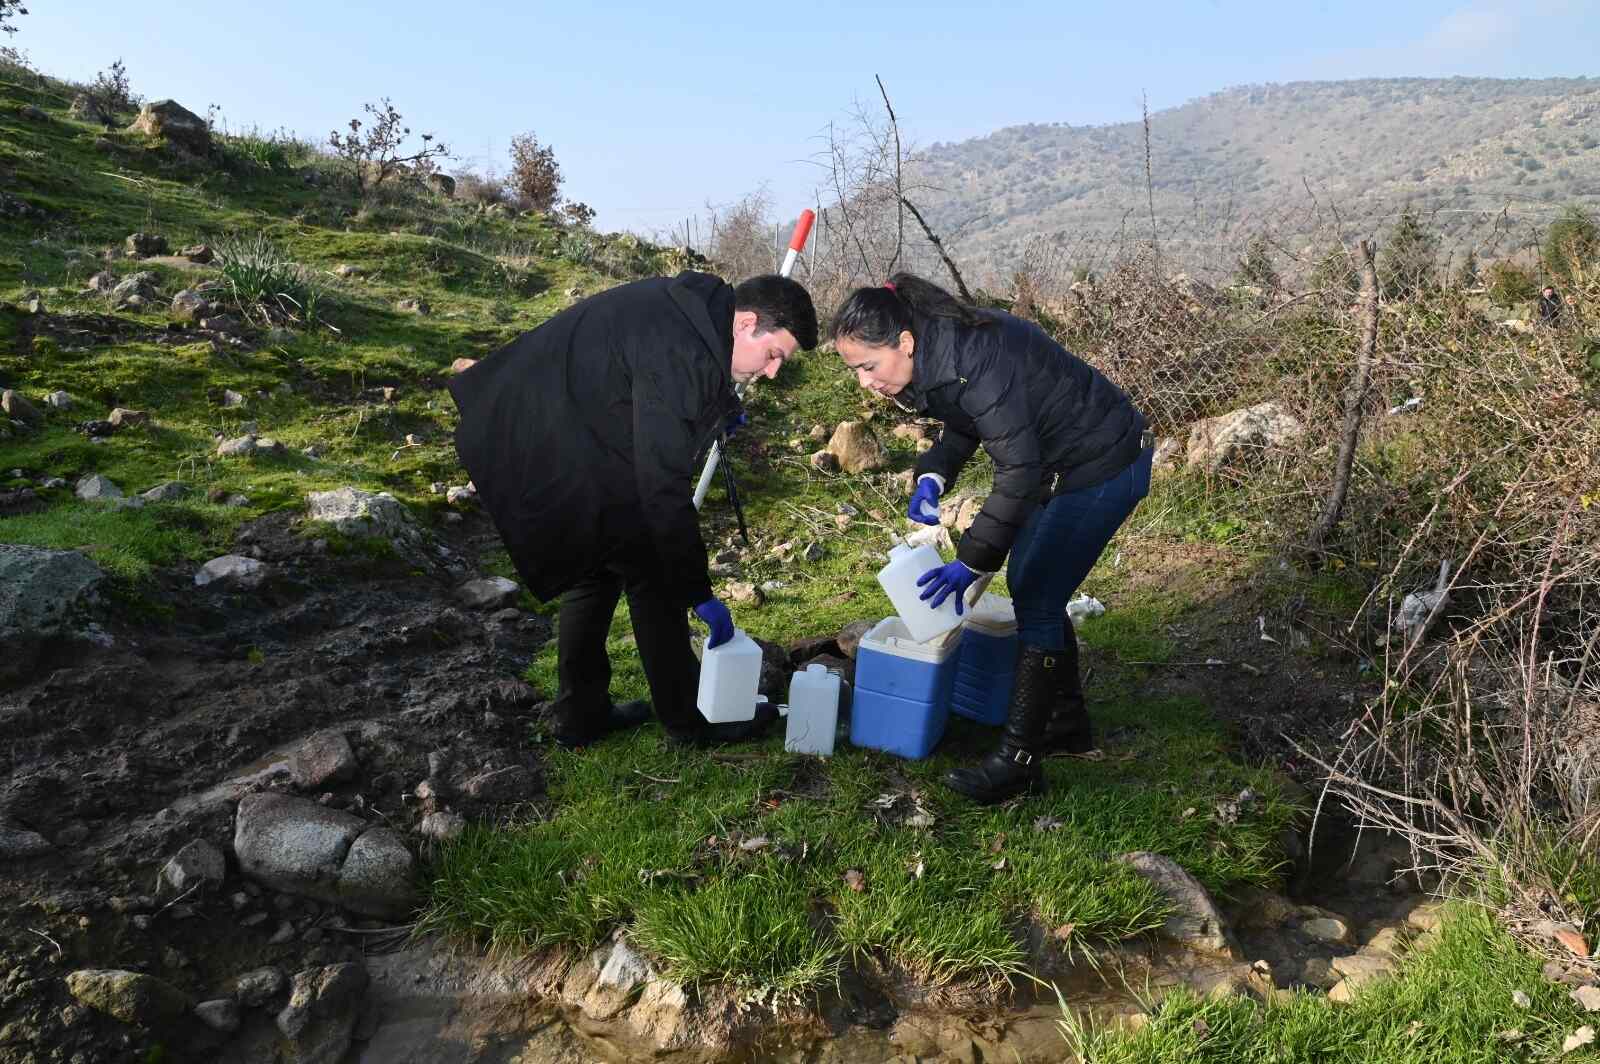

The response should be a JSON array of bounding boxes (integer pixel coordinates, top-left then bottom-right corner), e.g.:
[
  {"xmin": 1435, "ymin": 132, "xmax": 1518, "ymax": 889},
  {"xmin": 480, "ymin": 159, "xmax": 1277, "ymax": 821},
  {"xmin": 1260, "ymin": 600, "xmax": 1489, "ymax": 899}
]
[{"xmin": 908, "ymin": 77, "xmax": 1600, "ymax": 285}]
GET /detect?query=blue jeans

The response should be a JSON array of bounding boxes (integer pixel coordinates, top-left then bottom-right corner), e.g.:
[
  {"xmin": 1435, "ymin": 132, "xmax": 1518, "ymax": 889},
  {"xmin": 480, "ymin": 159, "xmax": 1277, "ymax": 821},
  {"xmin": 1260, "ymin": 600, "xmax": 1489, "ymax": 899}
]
[{"xmin": 1006, "ymin": 447, "xmax": 1154, "ymax": 649}]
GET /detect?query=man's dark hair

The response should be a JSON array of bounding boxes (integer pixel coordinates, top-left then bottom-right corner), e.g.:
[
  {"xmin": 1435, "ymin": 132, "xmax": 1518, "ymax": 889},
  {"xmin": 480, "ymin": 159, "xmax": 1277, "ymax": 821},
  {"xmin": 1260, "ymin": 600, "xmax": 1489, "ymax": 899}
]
[{"xmin": 734, "ymin": 275, "xmax": 818, "ymax": 351}]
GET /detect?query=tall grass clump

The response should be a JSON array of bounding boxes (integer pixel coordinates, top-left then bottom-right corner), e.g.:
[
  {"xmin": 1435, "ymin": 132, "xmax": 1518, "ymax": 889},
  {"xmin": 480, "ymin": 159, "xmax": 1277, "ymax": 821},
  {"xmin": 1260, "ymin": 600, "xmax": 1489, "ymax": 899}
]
[{"xmin": 214, "ymin": 232, "xmax": 330, "ymax": 328}]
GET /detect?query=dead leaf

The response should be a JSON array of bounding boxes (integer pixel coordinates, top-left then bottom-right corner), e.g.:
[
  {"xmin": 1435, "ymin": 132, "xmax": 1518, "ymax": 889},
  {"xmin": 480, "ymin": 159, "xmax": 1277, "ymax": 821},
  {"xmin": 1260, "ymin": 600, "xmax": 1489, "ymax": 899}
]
[
  {"xmin": 1052, "ymin": 922, "xmax": 1076, "ymax": 941},
  {"xmin": 989, "ymin": 833, "xmax": 1007, "ymax": 854},
  {"xmin": 1556, "ymin": 925, "xmax": 1592, "ymax": 959},
  {"xmin": 1192, "ymin": 1017, "xmax": 1210, "ymax": 1037},
  {"xmin": 1512, "ymin": 990, "xmax": 1532, "ymax": 1009},
  {"xmin": 908, "ymin": 856, "xmax": 925, "ymax": 880},
  {"xmin": 1572, "ymin": 985, "xmax": 1600, "ymax": 1012},
  {"xmin": 843, "ymin": 869, "xmax": 866, "ymax": 893},
  {"xmin": 739, "ymin": 836, "xmax": 769, "ymax": 852},
  {"xmin": 1257, "ymin": 615, "xmax": 1279, "ymax": 643},
  {"xmin": 1181, "ymin": 807, "xmax": 1198, "ymax": 819},
  {"xmin": 991, "ymin": 857, "xmax": 1007, "ymax": 871},
  {"xmin": 1563, "ymin": 1025, "xmax": 1595, "ymax": 1053}
]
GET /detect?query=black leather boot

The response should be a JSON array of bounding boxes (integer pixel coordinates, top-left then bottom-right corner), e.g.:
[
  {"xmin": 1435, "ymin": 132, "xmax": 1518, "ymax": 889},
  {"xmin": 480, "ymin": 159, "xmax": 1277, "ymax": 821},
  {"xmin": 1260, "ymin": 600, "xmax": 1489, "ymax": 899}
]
[
  {"xmin": 945, "ymin": 644, "xmax": 1056, "ymax": 803},
  {"xmin": 551, "ymin": 699, "xmax": 654, "ymax": 750},
  {"xmin": 1044, "ymin": 622, "xmax": 1095, "ymax": 754}
]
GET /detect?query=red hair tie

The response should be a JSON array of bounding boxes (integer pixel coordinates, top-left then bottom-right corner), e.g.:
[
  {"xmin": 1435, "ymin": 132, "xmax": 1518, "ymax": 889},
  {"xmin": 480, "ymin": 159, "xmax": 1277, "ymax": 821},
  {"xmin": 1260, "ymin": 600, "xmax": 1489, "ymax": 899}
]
[{"xmin": 883, "ymin": 282, "xmax": 897, "ymax": 292}]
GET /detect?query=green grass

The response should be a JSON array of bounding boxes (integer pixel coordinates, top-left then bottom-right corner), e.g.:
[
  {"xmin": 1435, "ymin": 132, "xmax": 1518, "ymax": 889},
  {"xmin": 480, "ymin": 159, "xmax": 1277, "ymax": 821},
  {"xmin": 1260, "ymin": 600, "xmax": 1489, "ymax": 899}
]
[
  {"xmin": 1067, "ymin": 906, "xmax": 1600, "ymax": 1063},
  {"xmin": 422, "ymin": 689, "xmax": 1294, "ymax": 995}
]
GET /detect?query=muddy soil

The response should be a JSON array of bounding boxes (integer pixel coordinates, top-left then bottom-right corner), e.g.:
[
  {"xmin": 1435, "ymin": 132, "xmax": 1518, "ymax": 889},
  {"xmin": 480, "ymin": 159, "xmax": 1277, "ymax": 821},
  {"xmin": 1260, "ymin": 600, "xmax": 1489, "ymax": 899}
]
[{"xmin": 1, "ymin": 510, "xmax": 554, "ymax": 1063}]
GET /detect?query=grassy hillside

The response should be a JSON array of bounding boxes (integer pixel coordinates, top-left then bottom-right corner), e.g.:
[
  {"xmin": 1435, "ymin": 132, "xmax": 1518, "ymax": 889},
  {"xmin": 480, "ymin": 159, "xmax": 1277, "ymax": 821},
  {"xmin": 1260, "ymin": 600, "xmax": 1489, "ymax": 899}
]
[{"xmin": 909, "ymin": 76, "xmax": 1600, "ymax": 282}]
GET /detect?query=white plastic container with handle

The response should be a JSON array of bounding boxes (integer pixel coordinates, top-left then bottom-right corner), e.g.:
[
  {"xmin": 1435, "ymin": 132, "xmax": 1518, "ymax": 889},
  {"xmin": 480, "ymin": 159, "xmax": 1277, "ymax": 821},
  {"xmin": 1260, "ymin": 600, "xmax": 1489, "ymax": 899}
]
[
  {"xmin": 876, "ymin": 543, "xmax": 964, "ymax": 643},
  {"xmin": 785, "ymin": 663, "xmax": 841, "ymax": 755},
  {"xmin": 696, "ymin": 629, "xmax": 762, "ymax": 723}
]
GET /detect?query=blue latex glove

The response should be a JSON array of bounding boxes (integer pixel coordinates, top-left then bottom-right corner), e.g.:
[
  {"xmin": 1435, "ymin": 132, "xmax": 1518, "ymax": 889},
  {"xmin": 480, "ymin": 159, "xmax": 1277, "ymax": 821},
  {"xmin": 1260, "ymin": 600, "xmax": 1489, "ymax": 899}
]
[
  {"xmin": 723, "ymin": 409, "xmax": 748, "ymax": 439},
  {"xmin": 907, "ymin": 476, "xmax": 942, "ymax": 526},
  {"xmin": 694, "ymin": 597, "xmax": 735, "ymax": 648},
  {"xmin": 917, "ymin": 560, "xmax": 980, "ymax": 615}
]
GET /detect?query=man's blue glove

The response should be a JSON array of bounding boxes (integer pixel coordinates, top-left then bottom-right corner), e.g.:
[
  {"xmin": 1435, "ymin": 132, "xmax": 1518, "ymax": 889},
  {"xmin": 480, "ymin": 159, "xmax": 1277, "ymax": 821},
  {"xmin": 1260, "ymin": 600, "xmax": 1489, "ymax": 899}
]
[
  {"xmin": 723, "ymin": 409, "xmax": 748, "ymax": 439},
  {"xmin": 917, "ymin": 560, "xmax": 980, "ymax": 615},
  {"xmin": 907, "ymin": 475, "xmax": 942, "ymax": 526},
  {"xmin": 693, "ymin": 597, "xmax": 735, "ymax": 648}
]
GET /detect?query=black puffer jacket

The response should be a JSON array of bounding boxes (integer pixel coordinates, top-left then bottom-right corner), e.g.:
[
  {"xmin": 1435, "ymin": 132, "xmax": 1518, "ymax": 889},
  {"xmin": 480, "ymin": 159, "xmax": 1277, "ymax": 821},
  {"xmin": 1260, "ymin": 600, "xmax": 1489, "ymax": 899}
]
[
  {"xmin": 909, "ymin": 309, "xmax": 1146, "ymax": 574},
  {"xmin": 448, "ymin": 271, "xmax": 738, "ymax": 606}
]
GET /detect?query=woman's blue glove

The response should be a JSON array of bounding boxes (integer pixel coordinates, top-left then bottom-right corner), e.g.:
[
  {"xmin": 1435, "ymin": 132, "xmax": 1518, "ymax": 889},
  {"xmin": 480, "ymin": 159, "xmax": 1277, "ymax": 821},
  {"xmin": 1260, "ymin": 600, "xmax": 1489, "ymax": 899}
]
[
  {"xmin": 723, "ymin": 409, "xmax": 748, "ymax": 439},
  {"xmin": 907, "ymin": 476, "xmax": 942, "ymax": 526},
  {"xmin": 917, "ymin": 560, "xmax": 979, "ymax": 615},
  {"xmin": 693, "ymin": 597, "xmax": 735, "ymax": 648}
]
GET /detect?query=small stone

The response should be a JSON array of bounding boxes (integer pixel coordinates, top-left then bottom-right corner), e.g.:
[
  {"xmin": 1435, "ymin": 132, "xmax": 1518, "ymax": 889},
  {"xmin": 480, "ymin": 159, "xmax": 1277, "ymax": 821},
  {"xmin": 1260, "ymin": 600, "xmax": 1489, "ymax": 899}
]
[
  {"xmin": 74, "ymin": 473, "xmax": 122, "ymax": 501},
  {"xmin": 333, "ymin": 263, "xmax": 364, "ymax": 278},
  {"xmin": 1326, "ymin": 979, "xmax": 1357, "ymax": 1004},
  {"xmin": 396, "ymin": 298, "xmax": 430, "ymax": 315},
  {"xmin": 726, "ymin": 582, "xmax": 765, "ymax": 606},
  {"xmin": 1513, "ymin": 989, "xmax": 1532, "ymax": 1008},
  {"xmin": 419, "ymin": 811, "xmax": 465, "ymax": 843},
  {"xmin": 446, "ymin": 485, "xmax": 476, "ymax": 507},
  {"xmin": 182, "ymin": 244, "xmax": 214, "ymax": 264},
  {"xmin": 222, "ymin": 389, "xmax": 246, "ymax": 408},
  {"xmin": 1406, "ymin": 901, "xmax": 1444, "ymax": 932},
  {"xmin": 216, "ymin": 435, "xmax": 257, "ymax": 457},
  {"xmin": 235, "ymin": 966, "xmax": 286, "ymax": 1007},
  {"xmin": 194, "ymin": 555, "xmax": 269, "ymax": 590},
  {"xmin": 0, "ymin": 824, "xmax": 53, "ymax": 860},
  {"xmin": 106, "ymin": 407, "xmax": 148, "ymax": 429},
  {"xmin": 809, "ymin": 450, "xmax": 840, "ymax": 473},
  {"xmin": 2, "ymin": 389, "xmax": 43, "ymax": 426},
  {"xmin": 159, "ymin": 839, "xmax": 226, "ymax": 895},
  {"xmin": 65, "ymin": 969, "xmax": 190, "ymax": 1027},
  {"xmin": 268, "ymin": 923, "xmax": 295, "ymax": 945},
  {"xmin": 455, "ymin": 577, "xmax": 519, "ymax": 610},
  {"xmin": 1331, "ymin": 953, "xmax": 1395, "ymax": 980},
  {"xmin": 45, "ymin": 391, "xmax": 73, "ymax": 410},
  {"xmin": 140, "ymin": 481, "xmax": 189, "ymax": 503},
  {"xmin": 171, "ymin": 290, "xmax": 209, "ymax": 321},
  {"xmin": 1364, "ymin": 926, "xmax": 1403, "ymax": 956},
  {"xmin": 803, "ymin": 541, "xmax": 825, "ymax": 562},
  {"xmin": 1299, "ymin": 916, "xmax": 1351, "ymax": 944},
  {"xmin": 290, "ymin": 731, "xmax": 358, "ymax": 789},
  {"xmin": 125, "ymin": 232, "xmax": 169, "ymax": 258},
  {"xmin": 825, "ymin": 420, "xmax": 888, "ymax": 474},
  {"xmin": 1298, "ymin": 956, "xmax": 1340, "ymax": 989},
  {"xmin": 194, "ymin": 998, "xmax": 240, "ymax": 1032}
]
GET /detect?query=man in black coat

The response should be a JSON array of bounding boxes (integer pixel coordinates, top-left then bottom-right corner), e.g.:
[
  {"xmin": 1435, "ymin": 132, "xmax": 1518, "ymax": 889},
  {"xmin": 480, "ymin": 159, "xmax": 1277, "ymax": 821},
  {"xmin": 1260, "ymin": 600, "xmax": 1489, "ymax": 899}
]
[{"xmin": 448, "ymin": 271, "xmax": 817, "ymax": 747}]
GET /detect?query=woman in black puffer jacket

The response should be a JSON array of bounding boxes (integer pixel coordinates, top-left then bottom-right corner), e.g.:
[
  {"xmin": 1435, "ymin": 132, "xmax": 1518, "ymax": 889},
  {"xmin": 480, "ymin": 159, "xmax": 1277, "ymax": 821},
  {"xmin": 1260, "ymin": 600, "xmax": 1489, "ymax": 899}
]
[{"xmin": 832, "ymin": 273, "xmax": 1153, "ymax": 803}]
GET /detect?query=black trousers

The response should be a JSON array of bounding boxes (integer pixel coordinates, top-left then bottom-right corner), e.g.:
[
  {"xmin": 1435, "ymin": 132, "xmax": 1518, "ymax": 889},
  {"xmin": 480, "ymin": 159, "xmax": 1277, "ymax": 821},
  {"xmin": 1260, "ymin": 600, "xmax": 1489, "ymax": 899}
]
[{"xmin": 554, "ymin": 562, "xmax": 702, "ymax": 735}]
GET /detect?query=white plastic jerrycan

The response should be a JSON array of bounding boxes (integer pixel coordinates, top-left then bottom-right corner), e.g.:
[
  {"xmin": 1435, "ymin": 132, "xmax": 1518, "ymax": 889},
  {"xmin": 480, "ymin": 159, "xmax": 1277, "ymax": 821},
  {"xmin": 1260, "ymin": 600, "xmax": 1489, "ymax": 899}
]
[
  {"xmin": 785, "ymin": 663, "xmax": 841, "ymax": 755},
  {"xmin": 697, "ymin": 629, "xmax": 763, "ymax": 723},
  {"xmin": 876, "ymin": 542, "xmax": 964, "ymax": 644}
]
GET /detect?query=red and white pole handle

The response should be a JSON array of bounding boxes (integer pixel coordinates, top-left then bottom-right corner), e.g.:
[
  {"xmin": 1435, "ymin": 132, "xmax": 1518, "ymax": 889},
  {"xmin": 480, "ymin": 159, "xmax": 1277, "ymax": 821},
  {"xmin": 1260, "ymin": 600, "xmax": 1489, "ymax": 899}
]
[{"xmin": 693, "ymin": 210, "xmax": 815, "ymax": 510}]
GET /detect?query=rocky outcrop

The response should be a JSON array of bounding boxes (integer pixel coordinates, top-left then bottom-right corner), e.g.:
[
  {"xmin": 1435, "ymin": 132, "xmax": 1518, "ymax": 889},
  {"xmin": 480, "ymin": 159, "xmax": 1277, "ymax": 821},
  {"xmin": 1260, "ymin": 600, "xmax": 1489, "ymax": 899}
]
[{"xmin": 233, "ymin": 793, "xmax": 417, "ymax": 919}]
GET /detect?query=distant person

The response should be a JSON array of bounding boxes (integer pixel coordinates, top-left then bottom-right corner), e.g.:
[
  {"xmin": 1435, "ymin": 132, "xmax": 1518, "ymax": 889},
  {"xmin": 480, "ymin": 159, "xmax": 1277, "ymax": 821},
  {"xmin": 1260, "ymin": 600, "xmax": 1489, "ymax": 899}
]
[
  {"xmin": 831, "ymin": 273, "xmax": 1152, "ymax": 804},
  {"xmin": 450, "ymin": 272, "xmax": 817, "ymax": 749},
  {"xmin": 1539, "ymin": 285, "xmax": 1563, "ymax": 326}
]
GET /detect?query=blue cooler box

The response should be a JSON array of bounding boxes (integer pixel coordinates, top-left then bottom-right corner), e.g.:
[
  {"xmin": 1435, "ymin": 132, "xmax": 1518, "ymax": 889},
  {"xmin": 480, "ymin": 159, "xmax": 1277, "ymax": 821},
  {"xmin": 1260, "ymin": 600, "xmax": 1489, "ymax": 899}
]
[
  {"xmin": 950, "ymin": 593, "xmax": 1019, "ymax": 726},
  {"xmin": 850, "ymin": 617, "xmax": 963, "ymax": 759}
]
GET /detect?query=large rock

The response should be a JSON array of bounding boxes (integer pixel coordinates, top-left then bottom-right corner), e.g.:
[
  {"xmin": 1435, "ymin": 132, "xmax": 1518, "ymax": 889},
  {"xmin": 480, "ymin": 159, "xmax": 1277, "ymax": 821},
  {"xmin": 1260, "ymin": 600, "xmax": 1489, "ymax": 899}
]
[
  {"xmin": 825, "ymin": 421, "xmax": 888, "ymax": 474},
  {"xmin": 234, "ymin": 793, "xmax": 365, "ymax": 896},
  {"xmin": 0, "ymin": 545, "xmax": 104, "ymax": 681},
  {"xmin": 455, "ymin": 576, "xmax": 519, "ymax": 610},
  {"xmin": 1185, "ymin": 402, "xmax": 1305, "ymax": 473},
  {"xmin": 277, "ymin": 963, "xmax": 369, "ymax": 1063},
  {"xmin": 234, "ymin": 966, "xmax": 286, "ymax": 1008},
  {"xmin": 171, "ymin": 289, "xmax": 210, "ymax": 321},
  {"xmin": 141, "ymin": 481, "xmax": 190, "ymax": 503},
  {"xmin": 233, "ymin": 794, "xmax": 416, "ymax": 918},
  {"xmin": 836, "ymin": 620, "xmax": 877, "ymax": 660},
  {"xmin": 336, "ymin": 829, "xmax": 417, "ymax": 920},
  {"xmin": 1117, "ymin": 851, "xmax": 1236, "ymax": 956},
  {"xmin": 305, "ymin": 487, "xmax": 421, "ymax": 547},
  {"xmin": 129, "ymin": 100, "xmax": 211, "ymax": 154},
  {"xmin": 194, "ymin": 554, "xmax": 269, "ymax": 590},
  {"xmin": 1, "ymin": 389, "xmax": 42, "ymax": 426},
  {"xmin": 159, "ymin": 839, "xmax": 226, "ymax": 895},
  {"xmin": 65, "ymin": 969, "xmax": 191, "ymax": 1029}
]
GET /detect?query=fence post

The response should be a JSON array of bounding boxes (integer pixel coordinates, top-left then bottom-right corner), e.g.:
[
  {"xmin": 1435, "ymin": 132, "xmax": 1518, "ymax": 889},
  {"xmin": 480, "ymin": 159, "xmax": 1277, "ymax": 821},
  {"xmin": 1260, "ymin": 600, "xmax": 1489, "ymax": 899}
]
[{"xmin": 1309, "ymin": 238, "xmax": 1380, "ymax": 552}]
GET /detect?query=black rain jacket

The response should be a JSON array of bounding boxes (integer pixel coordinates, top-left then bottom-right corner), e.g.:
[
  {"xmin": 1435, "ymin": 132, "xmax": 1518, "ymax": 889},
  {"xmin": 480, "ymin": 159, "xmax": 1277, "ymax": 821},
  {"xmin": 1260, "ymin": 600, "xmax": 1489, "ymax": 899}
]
[
  {"xmin": 448, "ymin": 271, "xmax": 737, "ymax": 607},
  {"xmin": 907, "ymin": 309, "xmax": 1147, "ymax": 573}
]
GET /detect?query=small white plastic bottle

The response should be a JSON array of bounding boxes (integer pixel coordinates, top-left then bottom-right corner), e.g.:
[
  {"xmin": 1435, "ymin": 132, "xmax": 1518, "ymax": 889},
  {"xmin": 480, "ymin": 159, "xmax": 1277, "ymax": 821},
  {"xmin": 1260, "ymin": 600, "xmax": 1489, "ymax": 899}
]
[
  {"xmin": 696, "ymin": 629, "xmax": 762, "ymax": 723},
  {"xmin": 876, "ymin": 543, "xmax": 964, "ymax": 643},
  {"xmin": 785, "ymin": 664, "xmax": 841, "ymax": 755}
]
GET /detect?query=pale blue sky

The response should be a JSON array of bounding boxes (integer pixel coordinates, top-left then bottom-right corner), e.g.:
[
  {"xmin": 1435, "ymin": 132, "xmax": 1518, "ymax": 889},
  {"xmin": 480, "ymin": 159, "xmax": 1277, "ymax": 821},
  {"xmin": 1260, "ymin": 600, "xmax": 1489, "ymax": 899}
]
[{"xmin": 16, "ymin": 1, "xmax": 1599, "ymax": 234}]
